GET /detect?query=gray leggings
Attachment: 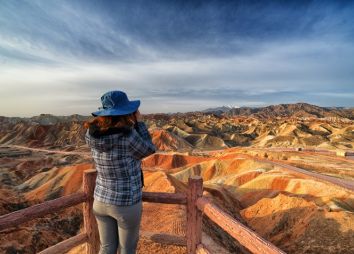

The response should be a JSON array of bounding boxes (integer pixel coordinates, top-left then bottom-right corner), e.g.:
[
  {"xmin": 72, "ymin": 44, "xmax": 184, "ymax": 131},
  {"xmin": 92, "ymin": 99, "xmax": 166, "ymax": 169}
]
[{"xmin": 93, "ymin": 199, "xmax": 142, "ymax": 254}]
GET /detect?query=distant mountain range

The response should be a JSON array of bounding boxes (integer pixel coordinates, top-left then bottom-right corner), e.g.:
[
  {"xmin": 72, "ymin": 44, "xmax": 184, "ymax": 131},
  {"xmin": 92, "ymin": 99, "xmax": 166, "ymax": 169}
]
[
  {"xmin": 0, "ymin": 114, "xmax": 89, "ymax": 125},
  {"xmin": 202, "ymin": 106, "xmax": 236, "ymax": 113},
  {"xmin": 202, "ymin": 103, "xmax": 354, "ymax": 119},
  {"xmin": 1, "ymin": 103, "xmax": 353, "ymax": 124}
]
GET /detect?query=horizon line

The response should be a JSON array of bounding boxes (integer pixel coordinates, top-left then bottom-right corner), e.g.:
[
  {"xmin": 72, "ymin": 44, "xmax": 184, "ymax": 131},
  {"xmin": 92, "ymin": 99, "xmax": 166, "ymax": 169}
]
[{"xmin": 1, "ymin": 102, "xmax": 353, "ymax": 118}]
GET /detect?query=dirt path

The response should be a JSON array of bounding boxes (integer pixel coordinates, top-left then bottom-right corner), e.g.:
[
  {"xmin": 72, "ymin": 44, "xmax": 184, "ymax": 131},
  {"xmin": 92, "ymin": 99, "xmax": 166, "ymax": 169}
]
[
  {"xmin": 196, "ymin": 147, "xmax": 354, "ymax": 191},
  {"xmin": 9, "ymin": 145, "xmax": 91, "ymax": 158},
  {"xmin": 237, "ymin": 153, "xmax": 354, "ymax": 192}
]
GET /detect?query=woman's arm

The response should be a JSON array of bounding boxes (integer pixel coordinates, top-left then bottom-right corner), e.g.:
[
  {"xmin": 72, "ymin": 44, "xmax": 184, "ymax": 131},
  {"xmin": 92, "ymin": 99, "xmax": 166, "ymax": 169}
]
[{"xmin": 129, "ymin": 121, "xmax": 156, "ymax": 160}]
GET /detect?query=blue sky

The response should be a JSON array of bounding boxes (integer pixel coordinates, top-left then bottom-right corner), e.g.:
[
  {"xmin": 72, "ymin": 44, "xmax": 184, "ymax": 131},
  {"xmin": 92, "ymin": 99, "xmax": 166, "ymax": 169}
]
[{"xmin": 1, "ymin": 0, "xmax": 354, "ymax": 116}]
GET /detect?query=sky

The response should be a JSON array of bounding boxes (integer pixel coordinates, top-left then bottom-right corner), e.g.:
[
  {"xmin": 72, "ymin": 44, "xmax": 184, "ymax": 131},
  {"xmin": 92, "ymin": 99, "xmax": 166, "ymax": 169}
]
[{"xmin": 1, "ymin": 0, "xmax": 354, "ymax": 117}]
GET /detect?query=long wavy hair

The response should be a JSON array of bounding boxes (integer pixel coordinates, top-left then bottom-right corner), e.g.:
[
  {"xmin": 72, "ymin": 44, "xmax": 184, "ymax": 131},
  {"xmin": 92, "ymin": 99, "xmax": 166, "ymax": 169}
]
[{"xmin": 84, "ymin": 113, "xmax": 136, "ymax": 132}]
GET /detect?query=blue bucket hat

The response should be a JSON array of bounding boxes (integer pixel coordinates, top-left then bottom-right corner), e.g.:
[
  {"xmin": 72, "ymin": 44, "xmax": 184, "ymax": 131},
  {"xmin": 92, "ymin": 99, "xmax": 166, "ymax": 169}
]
[{"xmin": 92, "ymin": 91, "xmax": 140, "ymax": 116}]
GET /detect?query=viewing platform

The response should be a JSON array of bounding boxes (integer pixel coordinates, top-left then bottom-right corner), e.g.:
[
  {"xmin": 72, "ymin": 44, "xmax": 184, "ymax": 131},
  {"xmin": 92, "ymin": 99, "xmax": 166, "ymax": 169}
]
[{"xmin": 0, "ymin": 169, "xmax": 285, "ymax": 254}]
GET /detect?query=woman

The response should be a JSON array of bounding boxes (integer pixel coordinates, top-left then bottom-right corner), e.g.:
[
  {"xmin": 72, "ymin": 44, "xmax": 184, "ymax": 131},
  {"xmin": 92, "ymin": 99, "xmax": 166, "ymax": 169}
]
[{"xmin": 84, "ymin": 90, "xmax": 156, "ymax": 254}]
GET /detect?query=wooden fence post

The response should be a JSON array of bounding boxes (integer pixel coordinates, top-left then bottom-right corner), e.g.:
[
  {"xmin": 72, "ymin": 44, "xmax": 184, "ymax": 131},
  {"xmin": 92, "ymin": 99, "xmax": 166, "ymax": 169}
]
[
  {"xmin": 83, "ymin": 169, "xmax": 99, "ymax": 254},
  {"xmin": 186, "ymin": 176, "xmax": 203, "ymax": 254}
]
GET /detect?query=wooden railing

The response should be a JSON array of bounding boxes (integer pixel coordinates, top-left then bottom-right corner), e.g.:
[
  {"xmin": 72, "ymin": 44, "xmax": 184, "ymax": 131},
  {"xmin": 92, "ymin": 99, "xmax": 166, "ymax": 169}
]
[{"xmin": 0, "ymin": 169, "xmax": 285, "ymax": 254}]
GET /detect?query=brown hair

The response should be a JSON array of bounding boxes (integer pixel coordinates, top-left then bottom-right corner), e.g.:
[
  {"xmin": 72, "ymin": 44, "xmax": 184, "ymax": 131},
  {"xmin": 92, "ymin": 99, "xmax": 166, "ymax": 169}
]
[{"xmin": 84, "ymin": 114, "xmax": 136, "ymax": 132}]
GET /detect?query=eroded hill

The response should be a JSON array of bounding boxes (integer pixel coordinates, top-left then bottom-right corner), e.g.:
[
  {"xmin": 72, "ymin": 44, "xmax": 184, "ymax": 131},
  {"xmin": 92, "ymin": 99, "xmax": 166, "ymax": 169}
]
[
  {"xmin": 1, "ymin": 103, "xmax": 353, "ymax": 151},
  {"xmin": 1, "ymin": 146, "xmax": 353, "ymax": 253}
]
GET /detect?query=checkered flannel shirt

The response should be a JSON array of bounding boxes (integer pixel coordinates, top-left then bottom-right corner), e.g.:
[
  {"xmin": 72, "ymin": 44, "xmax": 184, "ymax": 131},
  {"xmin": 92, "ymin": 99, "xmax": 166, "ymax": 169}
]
[{"xmin": 85, "ymin": 122, "xmax": 156, "ymax": 206}]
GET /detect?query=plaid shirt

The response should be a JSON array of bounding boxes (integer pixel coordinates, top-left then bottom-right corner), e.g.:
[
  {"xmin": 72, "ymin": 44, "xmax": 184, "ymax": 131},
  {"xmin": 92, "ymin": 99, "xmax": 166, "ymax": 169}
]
[{"xmin": 85, "ymin": 122, "xmax": 156, "ymax": 206}]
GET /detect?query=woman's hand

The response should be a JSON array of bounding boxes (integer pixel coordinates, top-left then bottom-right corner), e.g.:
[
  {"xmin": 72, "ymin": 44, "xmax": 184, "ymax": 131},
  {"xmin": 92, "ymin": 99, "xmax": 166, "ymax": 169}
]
[{"xmin": 134, "ymin": 110, "xmax": 142, "ymax": 122}]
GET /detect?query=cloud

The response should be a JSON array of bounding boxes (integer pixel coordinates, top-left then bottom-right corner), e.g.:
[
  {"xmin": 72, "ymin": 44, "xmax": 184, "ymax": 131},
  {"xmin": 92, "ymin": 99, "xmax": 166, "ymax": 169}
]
[{"xmin": 0, "ymin": 0, "xmax": 354, "ymax": 116}]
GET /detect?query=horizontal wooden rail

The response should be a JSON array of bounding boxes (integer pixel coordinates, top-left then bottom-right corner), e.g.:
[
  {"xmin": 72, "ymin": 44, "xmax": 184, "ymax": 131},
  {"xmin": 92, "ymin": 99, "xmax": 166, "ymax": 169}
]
[
  {"xmin": 196, "ymin": 197, "xmax": 285, "ymax": 254},
  {"xmin": 0, "ymin": 192, "xmax": 87, "ymax": 231},
  {"xmin": 142, "ymin": 192, "xmax": 187, "ymax": 204},
  {"xmin": 0, "ymin": 192, "xmax": 186, "ymax": 230},
  {"xmin": 38, "ymin": 232, "xmax": 88, "ymax": 254}
]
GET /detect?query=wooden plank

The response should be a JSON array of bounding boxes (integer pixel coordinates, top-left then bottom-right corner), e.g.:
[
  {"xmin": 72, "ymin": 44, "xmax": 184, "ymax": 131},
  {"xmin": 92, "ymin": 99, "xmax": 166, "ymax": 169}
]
[
  {"xmin": 196, "ymin": 197, "xmax": 286, "ymax": 254},
  {"xmin": 196, "ymin": 244, "xmax": 211, "ymax": 254},
  {"xmin": 142, "ymin": 192, "xmax": 187, "ymax": 204},
  {"xmin": 83, "ymin": 169, "xmax": 100, "ymax": 254},
  {"xmin": 140, "ymin": 230, "xmax": 186, "ymax": 246},
  {"xmin": 186, "ymin": 176, "xmax": 203, "ymax": 254},
  {"xmin": 0, "ymin": 192, "xmax": 87, "ymax": 231},
  {"xmin": 38, "ymin": 232, "xmax": 88, "ymax": 254}
]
